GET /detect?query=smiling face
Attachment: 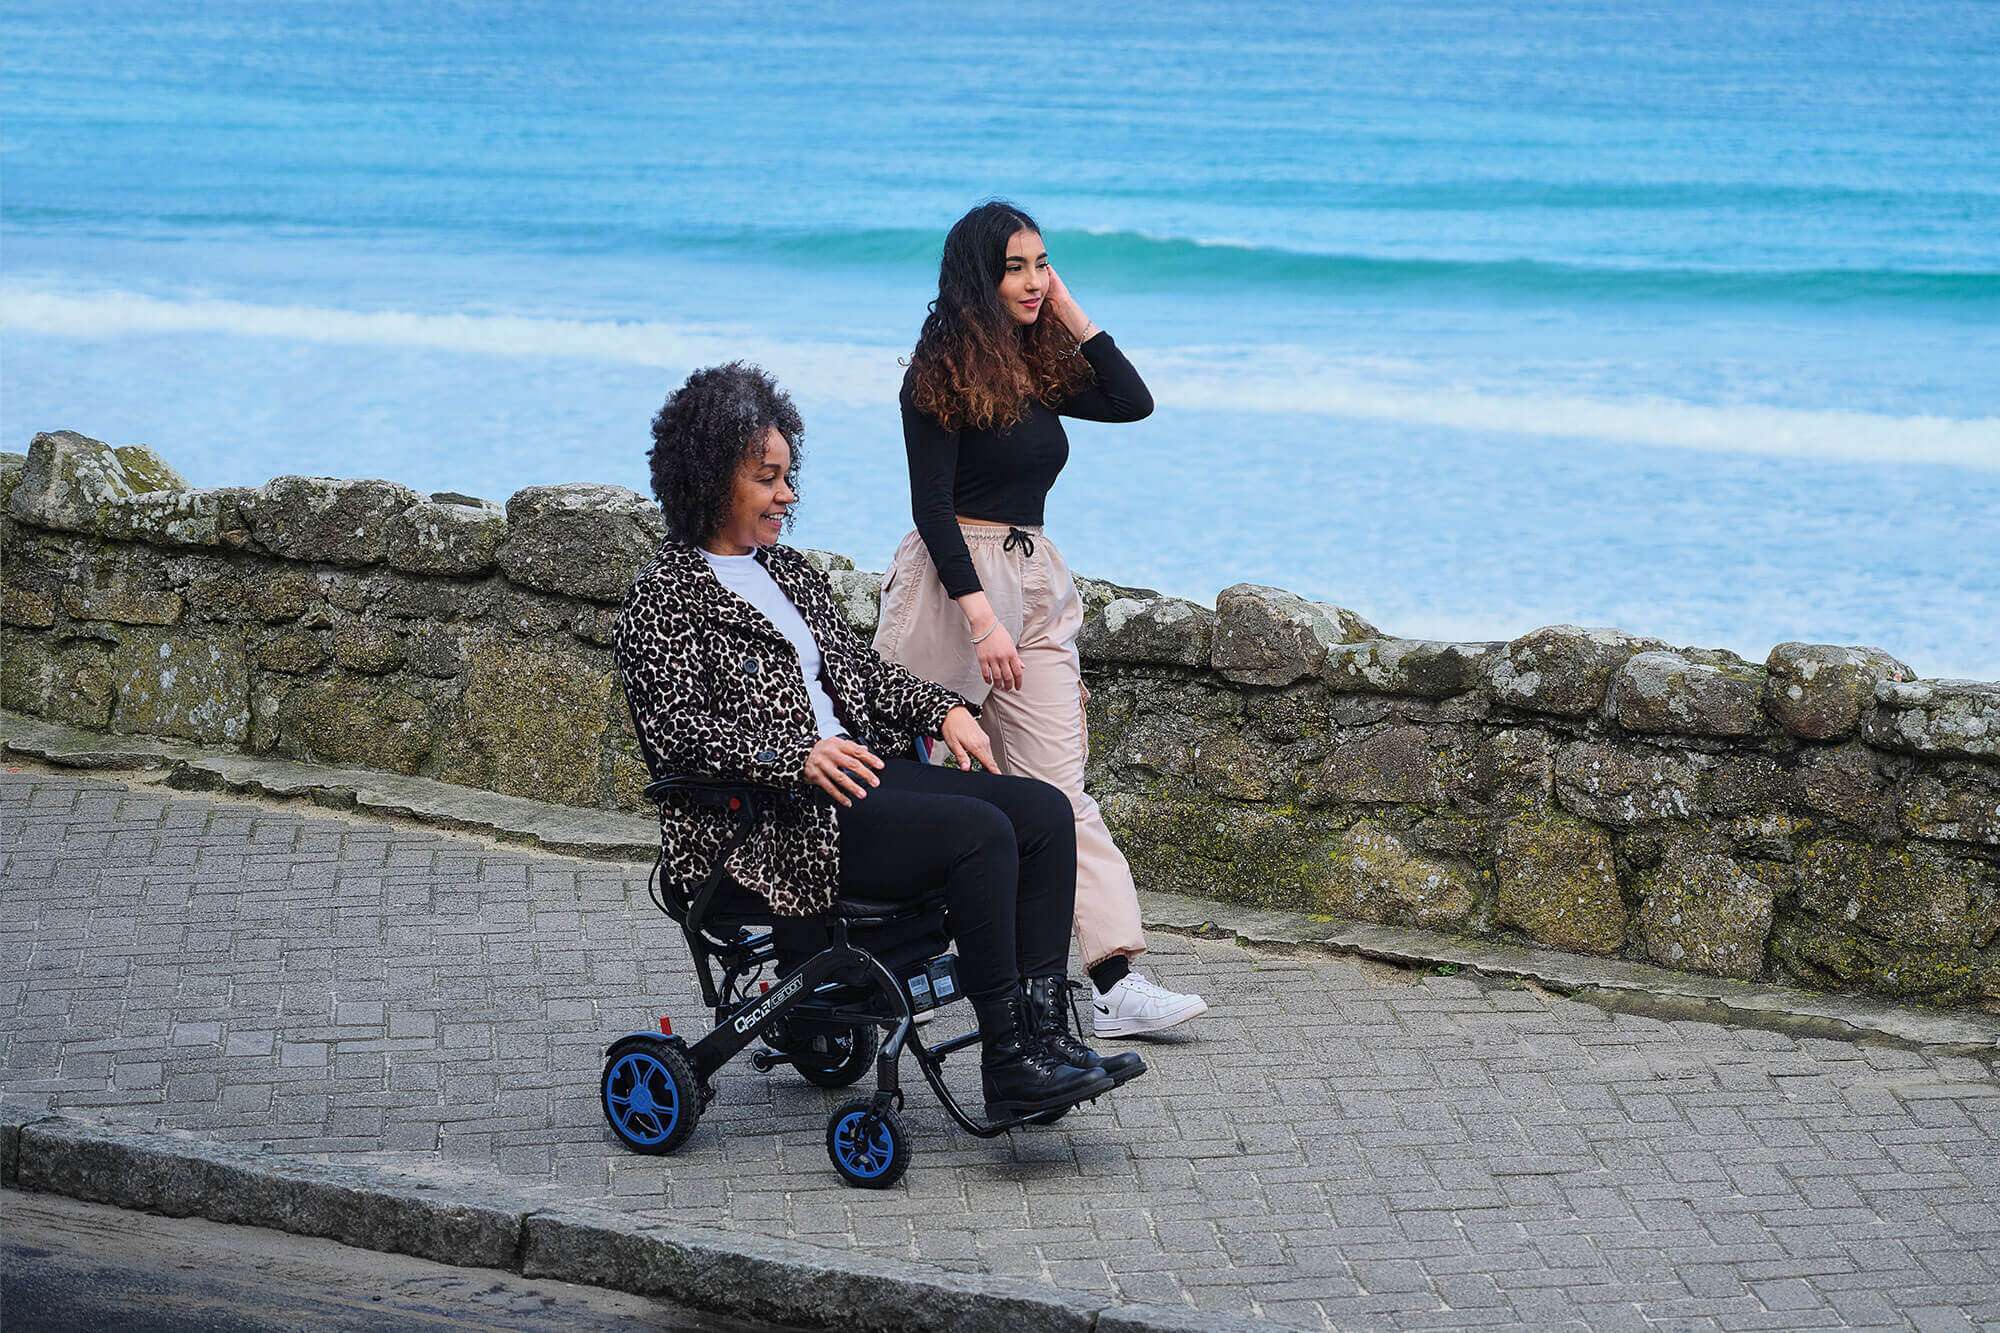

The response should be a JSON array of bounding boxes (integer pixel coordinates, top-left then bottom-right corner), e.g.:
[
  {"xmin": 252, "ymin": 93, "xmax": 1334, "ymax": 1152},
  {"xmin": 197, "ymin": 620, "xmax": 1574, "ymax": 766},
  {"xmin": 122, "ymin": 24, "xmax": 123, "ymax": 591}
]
[
  {"xmin": 707, "ymin": 427, "xmax": 797, "ymax": 555},
  {"xmin": 998, "ymin": 228, "xmax": 1049, "ymax": 325}
]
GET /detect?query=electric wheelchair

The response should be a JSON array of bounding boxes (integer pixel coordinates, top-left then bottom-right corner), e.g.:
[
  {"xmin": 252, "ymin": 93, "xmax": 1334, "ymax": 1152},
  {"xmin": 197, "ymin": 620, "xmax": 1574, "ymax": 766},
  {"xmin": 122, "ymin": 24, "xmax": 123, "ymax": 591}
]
[{"xmin": 599, "ymin": 733, "xmax": 1108, "ymax": 1189}]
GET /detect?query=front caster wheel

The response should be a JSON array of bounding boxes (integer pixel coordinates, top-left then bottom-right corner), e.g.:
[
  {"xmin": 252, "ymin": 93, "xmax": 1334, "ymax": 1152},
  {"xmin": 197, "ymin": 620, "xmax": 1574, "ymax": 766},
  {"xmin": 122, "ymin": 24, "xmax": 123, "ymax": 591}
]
[
  {"xmin": 601, "ymin": 1036, "xmax": 701, "ymax": 1155},
  {"xmin": 826, "ymin": 1100, "xmax": 910, "ymax": 1189}
]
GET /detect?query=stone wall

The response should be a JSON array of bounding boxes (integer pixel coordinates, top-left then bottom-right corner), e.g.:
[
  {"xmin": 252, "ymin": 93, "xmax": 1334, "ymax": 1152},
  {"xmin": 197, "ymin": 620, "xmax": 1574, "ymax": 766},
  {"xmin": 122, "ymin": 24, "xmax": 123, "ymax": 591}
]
[{"xmin": 5, "ymin": 430, "xmax": 1997, "ymax": 1008}]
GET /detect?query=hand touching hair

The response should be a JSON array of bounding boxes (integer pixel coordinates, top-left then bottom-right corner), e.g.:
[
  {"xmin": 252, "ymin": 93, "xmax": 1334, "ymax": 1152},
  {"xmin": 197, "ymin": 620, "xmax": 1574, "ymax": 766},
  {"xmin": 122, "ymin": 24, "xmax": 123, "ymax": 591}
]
[{"xmin": 906, "ymin": 200, "xmax": 1094, "ymax": 432}]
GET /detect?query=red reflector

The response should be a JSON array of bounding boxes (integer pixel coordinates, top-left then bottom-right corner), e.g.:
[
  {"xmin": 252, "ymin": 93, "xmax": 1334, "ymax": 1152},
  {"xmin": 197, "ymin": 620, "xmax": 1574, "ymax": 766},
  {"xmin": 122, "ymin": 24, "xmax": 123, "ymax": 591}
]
[
  {"xmin": 657, "ymin": 1016, "xmax": 673, "ymax": 1035},
  {"xmin": 759, "ymin": 981, "xmax": 770, "ymax": 993},
  {"xmin": 728, "ymin": 797, "xmax": 742, "ymax": 811}
]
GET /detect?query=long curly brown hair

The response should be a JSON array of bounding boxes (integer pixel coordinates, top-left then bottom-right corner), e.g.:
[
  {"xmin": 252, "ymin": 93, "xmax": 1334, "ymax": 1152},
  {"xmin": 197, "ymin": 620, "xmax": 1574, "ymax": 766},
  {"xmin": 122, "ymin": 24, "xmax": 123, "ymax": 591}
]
[{"xmin": 906, "ymin": 201, "xmax": 1094, "ymax": 432}]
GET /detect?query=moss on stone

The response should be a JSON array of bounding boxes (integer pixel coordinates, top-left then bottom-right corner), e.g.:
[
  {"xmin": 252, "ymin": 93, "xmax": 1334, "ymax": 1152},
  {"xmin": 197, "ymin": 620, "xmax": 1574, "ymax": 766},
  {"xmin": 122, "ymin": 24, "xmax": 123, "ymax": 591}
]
[
  {"xmin": 1633, "ymin": 827, "xmax": 1774, "ymax": 980},
  {"xmin": 1793, "ymin": 838, "xmax": 1978, "ymax": 955},
  {"xmin": 331, "ymin": 623, "xmax": 403, "ymax": 675},
  {"xmin": 109, "ymin": 445, "xmax": 184, "ymax": 495},
  {"xmin": 1313, "ymin": 819, "xmax": 1481, "ymax": 930},
  {"xmin": 277, "ymin": 675, "xmax": 431, "ymax": 774},
  {"xmin": 606, "ymin": 739, "xmax": 653, "ymax": 814},
  {"xmin": 0, "ymin": 634, "xmax": 109, "ymax": 725},
  {"xmin": 109, "ymin": 630, "xmax": 251, "ymax": 745},
  {"xmin": 1495, "ymin": 811, "xmax": 1626, "ymax": 955},
  {"xmin": 60, "ymin": 585, "xmax": 184, "ymax": 626},
  {"xmin": 1099, "ymin": 791, "xmax": 1353, "ymax": 913},
  {"xmin": 1770, "ymin": 919, "xmax": 1978, "ymax": 1001},
  {"xmin": 439, "ymin": 640, "xmax": 617, "ymax": 806},
  {"xmin": 1, "ymin": 588, "xmax": 56, "ymax": 629},
  {"xmin": 255, "ymin": 631, "xmax": 330, "ymax": 675}
]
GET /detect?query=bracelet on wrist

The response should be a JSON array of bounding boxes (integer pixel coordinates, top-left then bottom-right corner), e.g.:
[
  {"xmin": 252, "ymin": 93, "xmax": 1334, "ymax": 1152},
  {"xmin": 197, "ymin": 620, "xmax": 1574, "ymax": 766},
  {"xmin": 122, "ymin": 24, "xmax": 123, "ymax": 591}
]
[{"xmin": 970, "ymin": 623, "xmax": 998, "ymax": 645}]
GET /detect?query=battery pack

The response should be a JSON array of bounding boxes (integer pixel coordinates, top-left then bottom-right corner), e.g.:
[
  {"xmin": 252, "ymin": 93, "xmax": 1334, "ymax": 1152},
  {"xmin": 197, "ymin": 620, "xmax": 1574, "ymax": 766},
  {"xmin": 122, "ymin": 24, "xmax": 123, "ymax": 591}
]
[{"xmin": 903, "ymin": 953, "xmax": 961, "ymax": 1013}]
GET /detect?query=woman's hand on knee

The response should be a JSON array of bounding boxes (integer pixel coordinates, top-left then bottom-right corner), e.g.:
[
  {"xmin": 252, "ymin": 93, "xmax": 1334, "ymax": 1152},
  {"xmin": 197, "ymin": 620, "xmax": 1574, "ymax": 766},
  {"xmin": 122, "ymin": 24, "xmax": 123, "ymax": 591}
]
[
  {"xmin": 805, "ymin": 736, "xmax": 883, "ymax": 807},
  {"xmin": 939, "ymin": 705, "xmax": 999, "ymax": 774}
]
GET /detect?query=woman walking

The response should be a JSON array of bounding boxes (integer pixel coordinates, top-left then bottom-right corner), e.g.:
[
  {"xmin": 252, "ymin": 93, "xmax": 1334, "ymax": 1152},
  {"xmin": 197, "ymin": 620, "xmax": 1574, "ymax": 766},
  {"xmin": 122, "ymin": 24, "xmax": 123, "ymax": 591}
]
[{"xmin": 874, "ymin": 201, "xmax": 1207, "ymax": 1038}]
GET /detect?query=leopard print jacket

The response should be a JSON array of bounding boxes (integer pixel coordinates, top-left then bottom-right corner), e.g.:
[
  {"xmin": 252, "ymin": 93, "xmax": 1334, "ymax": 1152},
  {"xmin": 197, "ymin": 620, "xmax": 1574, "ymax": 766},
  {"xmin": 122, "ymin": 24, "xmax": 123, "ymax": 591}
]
[{"xmin": 614, "ymin": 541, "xmax": 971, "ymax": 917}]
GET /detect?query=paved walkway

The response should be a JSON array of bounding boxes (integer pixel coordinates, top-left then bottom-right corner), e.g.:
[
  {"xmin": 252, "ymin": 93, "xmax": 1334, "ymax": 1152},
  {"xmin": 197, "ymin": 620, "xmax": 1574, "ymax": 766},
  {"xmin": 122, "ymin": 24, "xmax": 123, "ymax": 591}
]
[{"xmin": 3, "ymin": 769, "xmax": 1997, "ymax": 1330}]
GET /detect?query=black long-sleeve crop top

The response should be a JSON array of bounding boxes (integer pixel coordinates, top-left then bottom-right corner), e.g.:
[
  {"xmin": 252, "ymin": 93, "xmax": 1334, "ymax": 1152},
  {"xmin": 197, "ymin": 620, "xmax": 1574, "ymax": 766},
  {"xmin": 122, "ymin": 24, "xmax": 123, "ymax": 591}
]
[{"xmin": 900, "ymin": 331, "xmax": 1153, "ymax": 599}]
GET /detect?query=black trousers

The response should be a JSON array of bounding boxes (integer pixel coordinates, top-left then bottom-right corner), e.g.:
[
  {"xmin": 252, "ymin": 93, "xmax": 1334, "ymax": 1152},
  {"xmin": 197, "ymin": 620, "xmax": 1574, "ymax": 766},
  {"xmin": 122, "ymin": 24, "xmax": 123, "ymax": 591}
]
[{"xmin": 835, "ymin": 756, "xmax": 1077, "ymax": 1005}]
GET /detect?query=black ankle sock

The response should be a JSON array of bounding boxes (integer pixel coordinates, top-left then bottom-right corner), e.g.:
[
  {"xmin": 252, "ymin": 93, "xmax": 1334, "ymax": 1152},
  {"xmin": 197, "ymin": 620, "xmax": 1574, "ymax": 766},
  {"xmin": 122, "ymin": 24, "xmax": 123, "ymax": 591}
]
[{"xmin": 1088, "ymin": 955, "xmax": 1130, "ymax": 995}]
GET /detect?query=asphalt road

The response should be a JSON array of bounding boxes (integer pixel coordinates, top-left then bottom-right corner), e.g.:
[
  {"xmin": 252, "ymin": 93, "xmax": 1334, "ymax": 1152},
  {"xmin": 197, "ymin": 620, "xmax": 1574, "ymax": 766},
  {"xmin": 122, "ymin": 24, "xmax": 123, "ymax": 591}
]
[{"xmin": 1, "ymin": 1190, "xmax": 795, "ymax": 1332}]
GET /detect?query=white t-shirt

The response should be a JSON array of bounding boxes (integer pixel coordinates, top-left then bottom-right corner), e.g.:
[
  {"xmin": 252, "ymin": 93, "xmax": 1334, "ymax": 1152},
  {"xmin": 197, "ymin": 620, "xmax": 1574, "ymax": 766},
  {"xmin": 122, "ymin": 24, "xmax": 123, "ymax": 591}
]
[{"xmin": 699, "ymin": 547, "xmax": 846, "ymax": 742}]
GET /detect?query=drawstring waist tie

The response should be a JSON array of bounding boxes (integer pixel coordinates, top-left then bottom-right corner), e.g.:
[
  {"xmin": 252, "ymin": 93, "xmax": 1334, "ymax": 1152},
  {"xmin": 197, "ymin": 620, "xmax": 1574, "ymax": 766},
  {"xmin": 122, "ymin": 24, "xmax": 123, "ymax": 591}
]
[{"xmin": 1002, "ymin": 526, "xmax": 1037, "ymax": 558}]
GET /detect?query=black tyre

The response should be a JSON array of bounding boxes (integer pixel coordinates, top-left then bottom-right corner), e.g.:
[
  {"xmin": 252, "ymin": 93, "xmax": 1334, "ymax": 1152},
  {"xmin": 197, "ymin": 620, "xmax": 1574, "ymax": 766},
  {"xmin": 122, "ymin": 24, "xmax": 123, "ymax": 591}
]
[
  {"xmin": 825, "ymin": 1100, "xmax": 910, "ymax": 1189},
  {"xmin": 601, "ymin": 1036, "xmax": 701, "ymax": 1155},
  {"xmin": 791, "ymin": 1021, "xmax": 879, "ymax": 1089}
]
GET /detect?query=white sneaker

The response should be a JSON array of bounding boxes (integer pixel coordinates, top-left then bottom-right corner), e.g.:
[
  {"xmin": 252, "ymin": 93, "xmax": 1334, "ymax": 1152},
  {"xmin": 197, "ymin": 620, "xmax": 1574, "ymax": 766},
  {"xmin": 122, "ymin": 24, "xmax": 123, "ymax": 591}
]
[{"xmin": 1091, "ymin": 973, "xmax": 1208, "ymax": 1038}]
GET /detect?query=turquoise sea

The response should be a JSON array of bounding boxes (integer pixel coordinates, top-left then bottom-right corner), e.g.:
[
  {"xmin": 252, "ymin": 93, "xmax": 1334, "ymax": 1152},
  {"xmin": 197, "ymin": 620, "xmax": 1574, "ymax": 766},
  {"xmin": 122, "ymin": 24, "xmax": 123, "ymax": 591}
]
[{"xmin": 4, "ymin": 2, "xmax": 1997, "ymax": 675}]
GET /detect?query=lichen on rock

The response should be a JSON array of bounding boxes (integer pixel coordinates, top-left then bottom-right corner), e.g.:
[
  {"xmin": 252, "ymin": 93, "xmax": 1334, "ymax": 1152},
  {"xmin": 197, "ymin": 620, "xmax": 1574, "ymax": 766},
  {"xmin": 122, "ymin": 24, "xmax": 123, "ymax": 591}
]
[
  {"xmin": 1315, "ymin": 819, "xmax": 1481, "ymax": 930},
  {"xmin": 2, "ymin": 634, "xmax": 116, "ymax": 727},
  {"xmin": 1774, "ymin": 838, "xmax": 1991, "ymax": 999},
  {"xmin": 1865, "ymin": 678, "xmax": 2000, "ymax": 760},
  {"xmin": 384, "ymin": 499, "xmax": 505, "ymax": 576},
  {"xmin": 109, "ymin": 630, "xmax": 251, "ymax": 745},
  {"xmin": 1080, "ymin": 595, "xmax": 1218, "ymax": 668},
  {"xmin": 1610, "ymin": 649, "xmax": 1765, "ymax": 737},
  {"xmin": 1554, "ymin": 740, "xmax": 1699, "ymax": 826},
  {"xmin": 1899, "ymin": 763, "xmax": 2000, "ymax": 847},
  {"xmin": 1634, "ymin": 827, "xmax": 1774, "ymax": 980},
  {"xmin": 1211, "ymin": 583, "xmax": 1379, "ymax": 686},
  {"xmin": 277, "ymin": 675, "xmax": 432, "ymax": 774},
  {"xmin": 1793, "ymin": 743, "xmax": 1897, "ymax": 835},
  {"xmin": 1306, "ymin": 724, "xmax": 1452, "ymax": 806},
  {"xmin": 1763, "ymin": 642, "xmax": 1913, "ymax": 741},
  {"xmin": 439, "ymin": 639, "xmax": 619, "ymax": 806},
  {"xmin": 1320, "ymin": 639, "xmax": 1498, "ymax": 700},
  {"xmin": 8, "ymin": 431, "xmax": 189, "ymax": 535},
  {"xmin": 240, "ymin": 475, "xmax": 423, "ymax": 566},
  {"xmin": 1489, "ymin": 625, "xmax": 1669, "ymax": 719},
  {"xmin": 1494, "ymin": 811, "xmax": 1626, "ymax": 955},
  {"xmin": 825, "ymin": 568, "xmax": 883, "ymax": 639},
  {"xmin": 496, "ymin": 483, "xmax": 662, "ymax": 603}
]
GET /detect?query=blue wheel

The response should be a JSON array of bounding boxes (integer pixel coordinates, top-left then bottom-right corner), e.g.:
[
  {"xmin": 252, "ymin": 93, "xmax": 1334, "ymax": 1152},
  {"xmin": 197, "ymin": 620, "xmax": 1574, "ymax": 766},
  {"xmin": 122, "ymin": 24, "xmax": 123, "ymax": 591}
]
[
  {"xmin": 825, "ymin": 1100, "xmax": 910, "ymax": 1189},
  {"xmin": 601, "ymin": 1036, "xmax": 700, "ymax": 1155}
]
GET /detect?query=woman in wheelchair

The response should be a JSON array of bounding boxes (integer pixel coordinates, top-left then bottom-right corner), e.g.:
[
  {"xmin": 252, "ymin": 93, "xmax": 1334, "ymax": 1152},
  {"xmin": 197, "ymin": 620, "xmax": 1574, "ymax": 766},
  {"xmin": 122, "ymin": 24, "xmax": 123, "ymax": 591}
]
[{"xmin": 613, "ymin": 361, "xmax": 1145, "ymax": 1138}]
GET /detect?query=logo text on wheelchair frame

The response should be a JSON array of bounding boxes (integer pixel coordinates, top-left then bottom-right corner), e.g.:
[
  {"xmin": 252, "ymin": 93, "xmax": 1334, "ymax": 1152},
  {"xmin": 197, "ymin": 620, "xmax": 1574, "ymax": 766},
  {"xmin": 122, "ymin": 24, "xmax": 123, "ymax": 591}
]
[{"xmin": 735, "ymin": 972, "xmax": 807, "ymax": 1034}]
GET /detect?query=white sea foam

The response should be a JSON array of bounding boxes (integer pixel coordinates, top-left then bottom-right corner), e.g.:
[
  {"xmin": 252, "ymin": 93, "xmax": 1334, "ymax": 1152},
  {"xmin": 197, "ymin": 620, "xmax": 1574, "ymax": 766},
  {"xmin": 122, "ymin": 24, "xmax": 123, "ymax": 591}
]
[
  {"xmin": 7, "ymin": 285, "xmax": 1997, "ymax": 470},
  {"xmin": 0, "ymin": 285, "xmax": 910, "ymax": 405},
  {"xmin": 1144, "ymin": 345, "xmax": 2000, "ymax": 470}
]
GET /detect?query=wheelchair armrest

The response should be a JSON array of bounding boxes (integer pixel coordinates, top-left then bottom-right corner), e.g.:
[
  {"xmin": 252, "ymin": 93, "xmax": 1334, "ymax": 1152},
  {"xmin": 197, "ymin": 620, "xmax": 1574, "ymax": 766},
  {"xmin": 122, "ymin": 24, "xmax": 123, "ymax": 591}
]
[{"xmin": 643, "ymin": 775, "xmax": 791, "ymax": 816}]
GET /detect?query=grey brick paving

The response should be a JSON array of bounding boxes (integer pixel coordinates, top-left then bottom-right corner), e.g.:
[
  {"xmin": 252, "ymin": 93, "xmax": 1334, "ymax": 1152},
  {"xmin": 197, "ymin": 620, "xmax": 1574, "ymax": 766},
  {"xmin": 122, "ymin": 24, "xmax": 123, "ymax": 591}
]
[{"xmin": 4, "ymin": 771, "xmax": 1998, "ymax": 1330}]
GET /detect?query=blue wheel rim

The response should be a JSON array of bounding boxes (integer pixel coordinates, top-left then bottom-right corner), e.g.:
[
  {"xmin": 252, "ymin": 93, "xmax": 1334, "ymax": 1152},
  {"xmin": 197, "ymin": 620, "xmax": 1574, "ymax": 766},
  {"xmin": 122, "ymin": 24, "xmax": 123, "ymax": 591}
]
[
  {"xmin": 605, "ymin": 1051, "xmax": 680, "ymax": 1146},
  {"xmin": 832, "ymin": 1110, "xmax": 895, "ymax": 1179}
]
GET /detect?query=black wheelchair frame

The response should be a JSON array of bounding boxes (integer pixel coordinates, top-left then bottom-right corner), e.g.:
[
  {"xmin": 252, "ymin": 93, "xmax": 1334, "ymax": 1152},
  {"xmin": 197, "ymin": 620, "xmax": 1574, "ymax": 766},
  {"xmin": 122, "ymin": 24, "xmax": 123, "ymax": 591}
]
[{"xmin": 599, "ymin": 761, "xmax": 1098, "ymax": 1188}]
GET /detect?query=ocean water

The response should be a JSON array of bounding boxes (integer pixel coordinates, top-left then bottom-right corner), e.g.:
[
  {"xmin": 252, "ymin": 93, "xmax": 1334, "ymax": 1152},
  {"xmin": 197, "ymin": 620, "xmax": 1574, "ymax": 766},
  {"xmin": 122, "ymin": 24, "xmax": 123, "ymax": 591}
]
[{"xmin": 4, "ymin": 2, "xmax": 1998, "ymax": 676}]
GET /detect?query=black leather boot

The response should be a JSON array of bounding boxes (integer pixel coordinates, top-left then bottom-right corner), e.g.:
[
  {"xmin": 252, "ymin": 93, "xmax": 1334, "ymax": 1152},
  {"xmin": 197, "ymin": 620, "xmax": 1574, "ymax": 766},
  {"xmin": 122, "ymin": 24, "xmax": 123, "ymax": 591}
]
[
  {"xmin": 973, "ymin": 985, "xmax": 1112, "ymax": 1118},
  {"xmin": 1026, "ymin": 976, "xmax": 1146, "ymax": 1086}
]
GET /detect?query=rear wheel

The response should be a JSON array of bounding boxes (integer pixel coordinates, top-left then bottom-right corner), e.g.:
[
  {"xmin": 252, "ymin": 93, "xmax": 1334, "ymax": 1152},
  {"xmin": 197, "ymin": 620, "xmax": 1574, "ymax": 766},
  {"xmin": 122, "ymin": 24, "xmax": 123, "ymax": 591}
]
[
  {"xmin": 601, "ymin": 1036, "xmax": 701, "ymax": 1155},
  {"xmin": 790, "ymin": 1022, "xmax": 879, "ymax": 1089}
]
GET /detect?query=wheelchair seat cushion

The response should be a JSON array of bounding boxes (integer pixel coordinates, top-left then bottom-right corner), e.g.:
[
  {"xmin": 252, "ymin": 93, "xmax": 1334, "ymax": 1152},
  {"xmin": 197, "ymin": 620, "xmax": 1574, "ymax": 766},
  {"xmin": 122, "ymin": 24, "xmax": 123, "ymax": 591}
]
[{"xmin": 685, "ymin": 876, "xmax": 951, "ymax": 976}]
